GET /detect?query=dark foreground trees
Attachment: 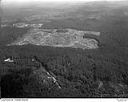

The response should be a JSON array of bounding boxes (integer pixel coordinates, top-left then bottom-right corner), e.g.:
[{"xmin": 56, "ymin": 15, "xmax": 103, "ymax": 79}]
[{"xmin": 0, "ymin": 45, "xmax": 128, "ymax": 97}]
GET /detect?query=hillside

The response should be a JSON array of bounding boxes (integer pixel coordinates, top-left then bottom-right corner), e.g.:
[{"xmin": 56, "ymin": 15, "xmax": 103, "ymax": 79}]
[{"xmin": 1, "ymin": 1, "xmax": 128, "ymax": 98}]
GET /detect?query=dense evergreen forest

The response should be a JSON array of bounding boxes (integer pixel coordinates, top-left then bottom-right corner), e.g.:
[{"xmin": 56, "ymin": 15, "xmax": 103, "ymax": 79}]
[{"xmin": 0, "ymin": 44, "xmax": 128, "ymax": 97}]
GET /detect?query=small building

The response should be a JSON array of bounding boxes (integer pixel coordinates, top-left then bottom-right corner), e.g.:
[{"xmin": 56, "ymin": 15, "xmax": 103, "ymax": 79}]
[{"xmin": 4, "ymin": 57, "xmax": 14, "ymax": 63}]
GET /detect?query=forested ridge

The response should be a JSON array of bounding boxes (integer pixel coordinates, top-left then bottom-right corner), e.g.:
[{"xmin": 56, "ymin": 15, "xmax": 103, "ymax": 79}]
[{"xmin": 0, "ymin": 45, "xmax": 128, "ymax": 97}]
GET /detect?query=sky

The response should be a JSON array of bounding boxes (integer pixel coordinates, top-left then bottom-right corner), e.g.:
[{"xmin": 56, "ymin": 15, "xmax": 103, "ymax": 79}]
[
  {"xmin": 2, "ymin": 0, "xmax": 125, "ymax": 3},
  {"xmin": 1, "ymin": 0, "xmax": 126, "ymax": 8}
]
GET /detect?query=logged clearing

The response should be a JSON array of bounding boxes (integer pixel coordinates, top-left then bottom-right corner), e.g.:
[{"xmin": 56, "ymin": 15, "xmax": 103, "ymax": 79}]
[{"xmin": 9, "ymin": 28, "xmax": 100, "ymax": 49}]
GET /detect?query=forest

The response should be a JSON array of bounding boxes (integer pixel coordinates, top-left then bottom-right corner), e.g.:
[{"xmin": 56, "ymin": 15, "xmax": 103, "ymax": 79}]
[{"xmin": 0, "ymin": 44, "xmax": 128, "ymax": 97}]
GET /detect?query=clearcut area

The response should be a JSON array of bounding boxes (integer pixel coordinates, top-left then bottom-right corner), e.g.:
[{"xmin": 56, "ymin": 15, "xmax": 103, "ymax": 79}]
[{"xmin": 9, "ymin": 28, "xmax": 100, "ymax": 49}]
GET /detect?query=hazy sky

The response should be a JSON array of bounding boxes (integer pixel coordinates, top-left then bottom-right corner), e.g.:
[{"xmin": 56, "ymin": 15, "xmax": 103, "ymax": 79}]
[
  {"xmin": 1, "ymin": 0, "xmax": 126, "ymax": 8},
  {"xmin": 2, "ymin": 0, "xmax": 125, "ymax": 3}
]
